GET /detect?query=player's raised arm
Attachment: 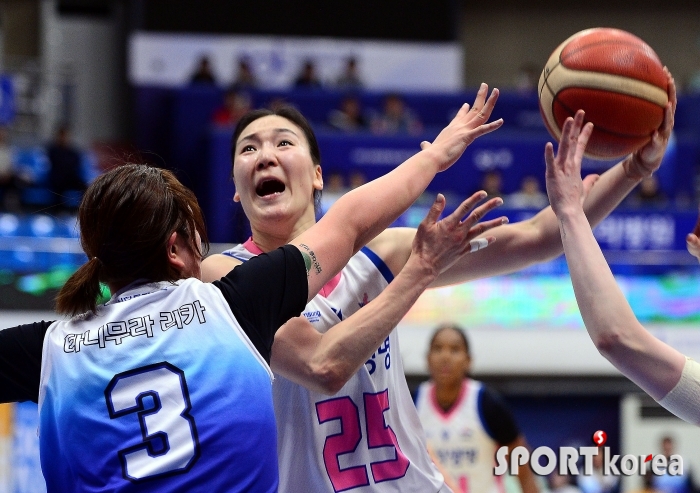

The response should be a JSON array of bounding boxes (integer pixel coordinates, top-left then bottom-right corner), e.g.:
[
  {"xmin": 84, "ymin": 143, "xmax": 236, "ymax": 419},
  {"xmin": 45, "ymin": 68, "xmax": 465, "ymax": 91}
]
[
  {"xmin": 291, "ymin": 84, "xmax": 503, "ymax": 301},
  {"xmin": 394, "ymin": 70, "xmax": 678, "ymax": 287},
  {"xmin": 545, "ymin": 109, "xmax": 686, "ymax": 404},
  {"xmin": 272, "ymin": 193, "xmax": 506, "ymax": 394}
]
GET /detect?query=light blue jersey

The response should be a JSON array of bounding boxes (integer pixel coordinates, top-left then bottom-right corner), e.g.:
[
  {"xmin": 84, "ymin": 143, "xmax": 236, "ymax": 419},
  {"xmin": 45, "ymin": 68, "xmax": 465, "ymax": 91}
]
[{"xmin": 38, "ymin": 279, "xmax": 282, "ymax": 493}]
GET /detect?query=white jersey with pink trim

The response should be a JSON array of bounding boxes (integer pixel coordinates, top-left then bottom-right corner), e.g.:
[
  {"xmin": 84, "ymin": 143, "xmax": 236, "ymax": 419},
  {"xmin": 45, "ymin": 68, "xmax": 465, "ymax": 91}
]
[
  {"xmin": 415, "ymin": 380, "xmax": 504, "ymax": 493},
  {"xmin": 223, "ymin": 241, "xmax": 447, "ymax": 493}
]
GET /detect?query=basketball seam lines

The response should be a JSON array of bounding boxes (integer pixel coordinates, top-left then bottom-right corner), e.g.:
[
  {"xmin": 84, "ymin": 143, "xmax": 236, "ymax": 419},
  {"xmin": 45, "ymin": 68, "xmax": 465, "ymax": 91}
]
[{"xmin": 543, "ymin": 65, "xmax": 668, "ymax": 107}]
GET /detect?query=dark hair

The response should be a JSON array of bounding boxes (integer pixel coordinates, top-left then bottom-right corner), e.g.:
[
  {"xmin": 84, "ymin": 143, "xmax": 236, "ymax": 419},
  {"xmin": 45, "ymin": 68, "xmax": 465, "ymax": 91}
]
[
  {"xmin": 429, "ymin": 323, "xmax": 471, "ymax": 357},
  {"xmin": 55, "ymin": 164, "xmax": 209, "ymax": 316},
  {"xmin": 231, "ymin": 105, "xmax": 322, "ymax": 213}
]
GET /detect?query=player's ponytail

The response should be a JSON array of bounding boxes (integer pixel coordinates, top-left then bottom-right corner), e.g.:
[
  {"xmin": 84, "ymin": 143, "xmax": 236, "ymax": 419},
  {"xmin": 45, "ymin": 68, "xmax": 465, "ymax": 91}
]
[{"xmin": 55, "ymin": 257, "xmax": 104, "ymax": 316}]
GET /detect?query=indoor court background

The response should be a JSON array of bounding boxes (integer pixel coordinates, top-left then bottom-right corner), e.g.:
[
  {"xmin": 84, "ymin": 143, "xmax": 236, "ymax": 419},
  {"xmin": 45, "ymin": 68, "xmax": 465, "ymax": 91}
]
[{"xmin": 2, "ymin": 1, "xmax": 700, "ymax": 491}]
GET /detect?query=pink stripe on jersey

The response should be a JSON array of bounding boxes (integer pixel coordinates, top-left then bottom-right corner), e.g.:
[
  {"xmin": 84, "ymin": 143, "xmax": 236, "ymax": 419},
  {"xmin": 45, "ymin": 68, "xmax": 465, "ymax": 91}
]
[
  {"xmin": 429, "ymin": 380, "xmax": 469, "ymax": 422},
  {"xmin": 243, "ymin": 237, "xmax": 342, "ymax": 297}
]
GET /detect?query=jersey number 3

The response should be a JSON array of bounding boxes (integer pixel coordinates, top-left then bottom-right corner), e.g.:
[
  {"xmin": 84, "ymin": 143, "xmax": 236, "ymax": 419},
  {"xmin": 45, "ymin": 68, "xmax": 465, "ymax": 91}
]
[
  {"xmin": 316, "ymin": 389, "xmax": 410, "ymax": 492},
  {"xmin": 104, "ymin": 362, "xmax": 200, "ymax": 482}
]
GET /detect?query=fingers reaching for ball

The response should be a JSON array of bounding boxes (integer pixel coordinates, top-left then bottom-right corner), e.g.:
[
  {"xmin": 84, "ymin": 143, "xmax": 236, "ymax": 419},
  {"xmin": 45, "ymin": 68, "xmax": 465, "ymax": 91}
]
[
  {"xmin": 627, "ymin": 70, "xmax": 677, "ymax": 179},
  {"xmin": 544, "ymin": 110, "xmax": 594, "ymax": 217}
]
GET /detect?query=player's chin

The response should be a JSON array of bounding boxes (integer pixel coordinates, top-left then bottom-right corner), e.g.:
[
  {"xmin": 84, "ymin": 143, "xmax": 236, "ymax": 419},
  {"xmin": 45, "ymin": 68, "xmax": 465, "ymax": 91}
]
[{"xmin": 254, "ymin": 200, "xmax": 295, "ymax": 222}]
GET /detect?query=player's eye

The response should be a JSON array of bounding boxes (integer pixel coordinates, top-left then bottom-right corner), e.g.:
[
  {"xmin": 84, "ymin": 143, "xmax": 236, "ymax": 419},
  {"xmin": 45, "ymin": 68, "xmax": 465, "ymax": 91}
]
[
  {"xmin": 278, "ymin": 139, "xmax": 293, "ymax": 147},
  {"xmin": 240, "ymin": 144, "xmax": 256, "ymax": 153}
]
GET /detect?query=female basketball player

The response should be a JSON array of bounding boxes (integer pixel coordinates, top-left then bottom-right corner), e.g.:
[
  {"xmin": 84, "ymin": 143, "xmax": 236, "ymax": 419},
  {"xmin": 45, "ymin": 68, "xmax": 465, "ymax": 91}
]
[
  {"xmin": 416, "ymin": 324, "xmax": 538, "ymax": 493},
  {"xmin": 202, "ymin": 76, "xmax": 676, "ymax": 492},
  {"xmin": 0, "ymin": 101, "xmax": 503, "ymax": 493},
  {"xmin": 546, "ymin": 72, "xmax": 700, "ymax": 426}
]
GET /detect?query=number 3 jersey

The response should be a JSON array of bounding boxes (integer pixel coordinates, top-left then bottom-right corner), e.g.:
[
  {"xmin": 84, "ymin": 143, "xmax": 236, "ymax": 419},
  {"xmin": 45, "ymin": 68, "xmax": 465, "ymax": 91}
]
[
  {"xmin": 35, "ymin": 246, "xmax": 307, "ymax": 493},
  {"xmin": 223, "ymin": 241, "xmax": 446, "ymax": 493}
]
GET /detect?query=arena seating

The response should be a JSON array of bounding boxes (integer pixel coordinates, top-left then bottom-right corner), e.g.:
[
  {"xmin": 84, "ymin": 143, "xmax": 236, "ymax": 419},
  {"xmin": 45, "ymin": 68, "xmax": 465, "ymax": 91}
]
[{"xmin": 129, "ymin": 86, "xmax": 700, "ymax": 244}]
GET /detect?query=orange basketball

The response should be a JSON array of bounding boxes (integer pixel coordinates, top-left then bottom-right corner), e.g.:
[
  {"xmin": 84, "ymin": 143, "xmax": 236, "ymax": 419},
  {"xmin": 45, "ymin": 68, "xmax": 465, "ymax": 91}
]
[{"xmin": 538, "ymin": 28, "xmax": 668, "ymax": 160}]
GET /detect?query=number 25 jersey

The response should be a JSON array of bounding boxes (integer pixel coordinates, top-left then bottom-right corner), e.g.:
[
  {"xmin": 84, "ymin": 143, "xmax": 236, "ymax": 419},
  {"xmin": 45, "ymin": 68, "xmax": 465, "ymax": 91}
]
[{"xmin": 224, "ymin": 241, "xmax": 446, "ymax": 493}]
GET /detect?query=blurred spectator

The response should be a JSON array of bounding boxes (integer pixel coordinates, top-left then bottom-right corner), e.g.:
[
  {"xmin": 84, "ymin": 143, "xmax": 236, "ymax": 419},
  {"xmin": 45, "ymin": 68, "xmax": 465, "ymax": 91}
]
[
  {"xmin": 0, "ymin": 126, "xmax": 21, "ymax": 211},
  {"xmin": 267, "ymin": 97, "xmax": 295, "ymax": 112},
  {"xmin": 348, "ymin": 170, "xmax": 367, "ymax": 190},
  {"xmin": 320, "ymin": 171, "xmax": 346, "ymax": 212},
  {"xmin": 47, "ymin": 125, "xmax": 87, "ymax": 210},
  {"xmin": 190, "ymin": 56, "xmax": 217, "ymax": 85},
  {"xmin": 652, "ymin": 436, "xmax": 695, "ymax": 493},
  {"xmin": 370, "ymin": 93, "xmax": 423, "ymax": 135},
  {"xmin": 631, "ymin": 471, "xmax": 663, "ymax": 493},
  {"xmin": 212, "ymin": 89, "xmax": 253, "ymax": 127},
  {"xmin": 514, "ymin": 62, "xmax": 540, "ymax": 94},
  {"xmin": 327, "ymin": 96, "xmax": 368, "ymax": 132},
  {"xmin": 478, "ymin": 170, "xmax": 505, "ymax": 199},
  {"xmin": 508, "ymin": 175, "xmax": 549, "ymax": 209},
  {"xmin": 626, "ymin": 175, "xmax": 669, "ymax": 209},
  {"xmin": 231, "ymin": 57, "xmax": 257, "ymax": 91},
  {"xmin": 577, "ymin": 449, "xmax": 619, "ymax": 493},
  {"xmin": 335, "ymin": 57, "xmax": 363, "ymax": 90},
  {"xmin": 550, "ymin": 471, "xmax": 582, "ymax": 493},
  {"xmin": 294, "ymin": 60, "xmax": 322, "ymax": 89}
]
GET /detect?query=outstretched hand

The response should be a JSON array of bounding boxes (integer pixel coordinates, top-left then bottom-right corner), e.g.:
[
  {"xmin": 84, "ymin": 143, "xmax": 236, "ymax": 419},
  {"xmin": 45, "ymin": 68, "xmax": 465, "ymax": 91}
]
[
  {"xmin": 624, "ymin": 67, "xmax": 677, "ymax": 180},
  {"xmin": 411, "ymin": 191, "xmax": 507, "ymax": 277},
  {"xmin": 420, "ymin": 83, "xmax": 503, "ymax": 172},
  {"xmin": 544, "ymin": 110, "xmax": 594, "ymax": 216}
]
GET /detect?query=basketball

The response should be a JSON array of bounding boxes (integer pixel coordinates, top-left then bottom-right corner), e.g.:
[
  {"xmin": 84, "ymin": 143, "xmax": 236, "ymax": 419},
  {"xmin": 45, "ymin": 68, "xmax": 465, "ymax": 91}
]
[{"xmin": 538, "ymin": 28, "xmax": 668, "ymax": 160}]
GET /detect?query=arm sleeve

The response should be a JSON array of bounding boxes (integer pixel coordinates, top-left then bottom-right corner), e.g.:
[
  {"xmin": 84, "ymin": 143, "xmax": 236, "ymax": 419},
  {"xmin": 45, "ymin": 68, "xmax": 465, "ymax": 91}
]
[
  {"xmin": 478, "ymin": 385, "xmax": 521, "ymax": 445},
  {"xmin": 213, "ymin": 244, "xmax": 308, "ymax": 363},
  {"xmin": 657, "ymin": 357, "xmax": 700, "ymax": 425},
  {"xmin": 0, "ymin": 321, "xmax": 54, "ymax": 403}
]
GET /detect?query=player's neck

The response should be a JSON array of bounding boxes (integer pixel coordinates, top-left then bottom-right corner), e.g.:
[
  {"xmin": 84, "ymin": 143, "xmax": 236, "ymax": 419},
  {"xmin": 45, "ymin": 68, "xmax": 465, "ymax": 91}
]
[
  {"xmin": 434, "ymin": 380, "xmax": 463, "ymax": 412},
  {"xmin": 250, "ymin": 215, "xmax": 318, "ymax": 253}
]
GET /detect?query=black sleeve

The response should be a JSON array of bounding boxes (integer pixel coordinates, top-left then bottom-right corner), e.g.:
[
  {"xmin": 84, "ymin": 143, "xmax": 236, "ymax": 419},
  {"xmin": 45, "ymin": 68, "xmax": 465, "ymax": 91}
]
[
  {"xmin": 0, "ymin": 321, "xmax": 54, "ymax": 403},
  {"xmin": 478, "ymin": 385, "xmax": 521, "ymax": 445},
  {"xmin": 213, "ymin": 244, "xmax": 308, "ymax": 363}
]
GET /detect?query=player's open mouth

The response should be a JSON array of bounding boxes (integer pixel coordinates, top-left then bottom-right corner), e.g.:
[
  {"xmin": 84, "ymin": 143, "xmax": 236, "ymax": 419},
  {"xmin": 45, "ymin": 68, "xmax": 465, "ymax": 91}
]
[{"xmin": 256, "ymin": 179, "xmax": 285, "ymax": 197}]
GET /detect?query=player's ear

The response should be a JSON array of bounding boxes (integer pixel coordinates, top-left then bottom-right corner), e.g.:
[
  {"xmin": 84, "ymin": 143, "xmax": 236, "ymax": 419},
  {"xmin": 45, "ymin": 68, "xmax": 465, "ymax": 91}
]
[
  {"xmin": 313, "ymin": 164, "xmax": 323, "ymax": 191},
  {"xmin": 166, "ymin": 231, "xmax": 186, "ymax": 272}
]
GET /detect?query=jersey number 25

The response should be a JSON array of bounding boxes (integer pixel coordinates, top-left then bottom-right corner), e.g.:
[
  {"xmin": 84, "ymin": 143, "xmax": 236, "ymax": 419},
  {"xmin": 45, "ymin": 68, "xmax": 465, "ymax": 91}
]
[{"xmin": 316, "ymin": 389, "xmax": 410, "ymax": 492}]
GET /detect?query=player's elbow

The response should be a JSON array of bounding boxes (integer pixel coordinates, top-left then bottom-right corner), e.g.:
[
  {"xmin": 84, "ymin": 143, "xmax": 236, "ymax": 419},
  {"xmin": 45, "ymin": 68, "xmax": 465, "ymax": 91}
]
[
  {"xmin": 309, "ymin": 360, "xmax": 348, "ymax": 395},
  {"xmin": 591, "ymin": 326, "xmax": 626, "ymax": 358}
]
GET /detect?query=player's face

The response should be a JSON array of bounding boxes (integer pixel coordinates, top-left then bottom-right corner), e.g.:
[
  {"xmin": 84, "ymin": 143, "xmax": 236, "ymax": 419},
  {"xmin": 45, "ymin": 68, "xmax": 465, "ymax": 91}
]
[
  {"xmin": 232, "ymin": 115, "xmax": 322, "ymax": 231},
  {"xmin": 427, "ymin": 329, "xmax": 470, "ymax": 387}
]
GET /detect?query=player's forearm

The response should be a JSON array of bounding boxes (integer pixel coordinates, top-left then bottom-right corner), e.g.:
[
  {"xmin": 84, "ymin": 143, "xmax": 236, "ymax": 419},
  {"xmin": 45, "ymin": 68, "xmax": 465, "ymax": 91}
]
[
  {"xmin": 558, "ymin": 207, "xmax": 683, "ymax": 398},
  {"xmin": 319, "ymin": 147, "xmax": 443, "ymax": 254},
  {"xmin": 433, "ymin": 161, "xmax": 644, "ymax": 286},
  {"xmin": 523, "ymin": 162, "xmax": 641, "ymax": 259},
  {"xmin": 307, "ymin": 254, "xmax": 436, "ymax": 394},
  {"xmin": 582, "ymin": 156, "xmax": 641, "ymax": 224},
  {"xmin": 560, "ymin": 207, "xmax": 645, "ymax": 345},
  {"xmin": 505, "ymin": 159, "xmax": 643, "ymax": 264}
]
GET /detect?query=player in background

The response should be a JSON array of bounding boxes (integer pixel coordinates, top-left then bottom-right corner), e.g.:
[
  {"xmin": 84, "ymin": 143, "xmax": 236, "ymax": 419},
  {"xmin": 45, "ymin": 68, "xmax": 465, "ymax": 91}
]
[
  {"xmin": 415, "ymin": 324, "xmax": 539, "ymax": 493},
  {"xmin": 545, "ymin": 70, "xmax": 700, "ymax": 427},
  {"xmin": 202, "ymin": 74, "xmax": 676, "ymax": 492},
  {"xmin": 0, "ymin": 107, "xmax": 499, "ymax": 493}
]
